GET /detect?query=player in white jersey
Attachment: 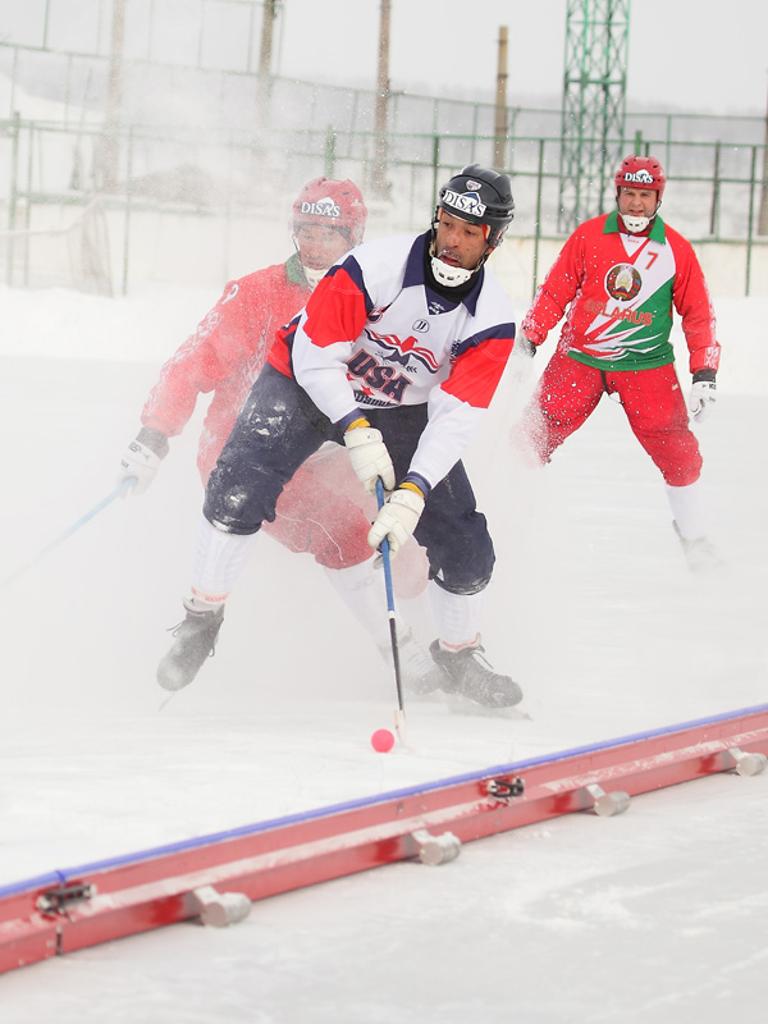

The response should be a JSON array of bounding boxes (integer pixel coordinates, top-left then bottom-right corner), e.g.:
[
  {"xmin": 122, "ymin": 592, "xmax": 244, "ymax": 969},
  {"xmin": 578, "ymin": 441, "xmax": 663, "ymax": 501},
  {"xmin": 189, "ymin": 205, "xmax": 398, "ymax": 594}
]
[{"xmin": 157, "ymin": 165, "xmax": 524, "ymax": 708}]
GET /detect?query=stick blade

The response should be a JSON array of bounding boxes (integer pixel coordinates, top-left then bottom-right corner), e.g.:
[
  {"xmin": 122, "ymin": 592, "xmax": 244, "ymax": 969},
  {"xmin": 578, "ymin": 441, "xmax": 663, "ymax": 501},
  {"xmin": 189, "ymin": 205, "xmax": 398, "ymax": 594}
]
[{"xmin": 394, "ymin": 707, "xmax": 407, "ymax": 745}]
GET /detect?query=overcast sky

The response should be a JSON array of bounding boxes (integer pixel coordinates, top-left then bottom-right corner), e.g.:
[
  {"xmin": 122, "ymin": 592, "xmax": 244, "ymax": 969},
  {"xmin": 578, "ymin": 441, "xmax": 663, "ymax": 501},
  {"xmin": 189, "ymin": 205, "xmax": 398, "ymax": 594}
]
[
  {"xmin": 275, "ymin": 0, "xmax": 767, "ymax": 115},
  {"xmin": 1, "ymin": 0, "xmax": 765, "ymax": 116}
]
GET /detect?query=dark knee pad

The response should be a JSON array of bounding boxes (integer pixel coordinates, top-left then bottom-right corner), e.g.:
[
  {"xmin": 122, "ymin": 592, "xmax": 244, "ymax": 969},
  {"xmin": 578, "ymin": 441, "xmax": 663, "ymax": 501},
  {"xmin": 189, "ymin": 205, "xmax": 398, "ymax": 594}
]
[
  {"xmin": 423, "ymin": 521, "xmax": 495, "ymax": 596},
  {"xmin": 204, "ymin": 461, "xmax": 285, "ymax": 534},
  {"xmin": 203, "ymin": 366, "xmax": 331, "ymax": 534},
  {"xmin": 430, "ymin": 568, "xmax": 492, "ymax": 597},
  {"xmin": 414, "ymin": 461, "xmax": 496, "ymax": 596}
]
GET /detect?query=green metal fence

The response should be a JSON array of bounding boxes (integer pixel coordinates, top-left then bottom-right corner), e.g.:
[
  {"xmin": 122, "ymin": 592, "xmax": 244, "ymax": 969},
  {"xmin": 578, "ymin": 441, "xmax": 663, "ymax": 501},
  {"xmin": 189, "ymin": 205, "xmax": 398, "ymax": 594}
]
[{"xmin": 2, "ymin": 113, "xmax": 766, "ymax": 297}]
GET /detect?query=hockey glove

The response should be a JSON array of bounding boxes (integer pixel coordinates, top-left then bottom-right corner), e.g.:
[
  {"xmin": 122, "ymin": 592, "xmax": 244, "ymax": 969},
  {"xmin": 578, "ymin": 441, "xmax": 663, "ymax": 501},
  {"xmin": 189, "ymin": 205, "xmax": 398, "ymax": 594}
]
[
  {"xmin": 119, "ymin": 427, "xmax": 169, "ymax": 496},
  {"xmin": 343, "ymin": 419, "xmax": 395, "ymax": 493},
  {"xmin": 689, "ymin": 373, "xmax": 717, "ymax": 422},
  {"xmin": 367, "ymin": 486, "xmax": 425, "ymax": 558}
]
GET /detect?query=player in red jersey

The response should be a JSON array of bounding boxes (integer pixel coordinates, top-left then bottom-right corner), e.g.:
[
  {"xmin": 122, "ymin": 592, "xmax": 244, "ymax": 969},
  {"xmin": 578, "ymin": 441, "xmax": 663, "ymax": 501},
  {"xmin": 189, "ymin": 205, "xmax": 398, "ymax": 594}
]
[{"xmin": 520, "ymin": 155, "xmax": 720, "ymax": 570}]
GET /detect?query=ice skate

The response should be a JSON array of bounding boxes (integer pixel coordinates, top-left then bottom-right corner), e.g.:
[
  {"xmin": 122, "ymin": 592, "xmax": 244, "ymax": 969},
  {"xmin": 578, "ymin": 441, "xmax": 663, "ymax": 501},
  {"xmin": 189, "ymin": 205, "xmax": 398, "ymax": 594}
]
[
  {"xmin": 673, "ymin": 521, "xmax": 723, "ymax": 574},
  {"xmin": 157, "ymin": 602, "xmax": 225, "ymax": 691},
  {"xmin": 429, "ymin": 639, "xmax": 523, "ymax": 708}
]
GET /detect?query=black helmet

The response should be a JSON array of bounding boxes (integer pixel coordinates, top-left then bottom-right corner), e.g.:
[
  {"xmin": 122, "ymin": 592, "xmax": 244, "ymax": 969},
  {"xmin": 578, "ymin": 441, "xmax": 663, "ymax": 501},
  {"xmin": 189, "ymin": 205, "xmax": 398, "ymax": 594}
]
[{"xmin": 436, "ymin": 164, "xmax": 515, "ymax": 250}]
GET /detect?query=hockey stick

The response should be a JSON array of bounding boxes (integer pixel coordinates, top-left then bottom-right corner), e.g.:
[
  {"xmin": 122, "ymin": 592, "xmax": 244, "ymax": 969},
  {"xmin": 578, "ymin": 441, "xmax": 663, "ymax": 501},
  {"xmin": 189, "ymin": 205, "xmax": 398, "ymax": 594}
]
[
  {"xmin": 1, "ymin": 480, "xmax": 132, "ymax": 588},
  {"xmin": 375, "ymin": 478, "xmax": 406, "ymax": 743}
]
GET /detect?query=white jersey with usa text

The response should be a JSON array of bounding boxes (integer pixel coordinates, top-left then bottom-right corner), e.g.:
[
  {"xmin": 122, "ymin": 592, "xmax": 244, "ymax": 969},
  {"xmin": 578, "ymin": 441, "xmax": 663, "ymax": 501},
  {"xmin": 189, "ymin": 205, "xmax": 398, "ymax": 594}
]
[{"xmin": 268, "ymin": 231, "xmax": 516, "ymax": 489}]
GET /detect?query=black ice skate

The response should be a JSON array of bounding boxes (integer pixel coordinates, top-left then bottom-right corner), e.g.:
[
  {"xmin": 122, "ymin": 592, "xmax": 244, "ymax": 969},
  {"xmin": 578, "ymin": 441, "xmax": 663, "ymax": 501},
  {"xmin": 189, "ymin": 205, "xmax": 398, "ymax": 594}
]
[
  {"xmin": 157, "ymin": 603, "xmax": 225, "ymax": 691},
  {"xmin": 672, "ymin": 521, "xmax": 723, "ymax": 574},
  {"xmin": 429, "ymin": 639, "xmax": 523, "ymax": 708}
]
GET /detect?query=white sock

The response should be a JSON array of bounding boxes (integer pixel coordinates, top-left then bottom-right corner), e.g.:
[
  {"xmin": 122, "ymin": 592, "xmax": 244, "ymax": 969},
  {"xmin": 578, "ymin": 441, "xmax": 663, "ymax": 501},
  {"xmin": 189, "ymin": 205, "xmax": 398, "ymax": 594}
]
[
  {"xmin": 665, "ymin": 481, "xmax": 707, "ymax": 541},
  {"xmin": 428, "ymin": 580, "xmax": 482, "ymax": 649},
  {"xmin": 190, "ymin": 515, "xmax": 256, "ymax": 605},
  {"xmin": 323, "ymin": 560, "xmax": 406, "ymax": 651}
]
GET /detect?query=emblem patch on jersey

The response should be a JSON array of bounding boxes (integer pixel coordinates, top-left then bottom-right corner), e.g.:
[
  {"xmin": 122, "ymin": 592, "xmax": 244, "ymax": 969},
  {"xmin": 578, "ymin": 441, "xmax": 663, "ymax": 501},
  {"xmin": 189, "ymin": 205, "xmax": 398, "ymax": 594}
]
[
  {"xmin": 412, "ymin": 318, "xmax": 429, "ymax": 333},
  {"xmin": 442, "ymin": 188, "xmax": 486, "ymax": 217},
  {"xmin": 221, "ymin": 282, "xmax": 239, "ymax": 304},
  {"xmin": 299, "ymin": 197, "xmax": 341, "ymax": 219},
  {"xmin": 346, "ymin": 351, "xmax": 412, "ymax": 404},
  {"xmin": 605, "ymin": 263, "xmax": 642, "ymax": 302},
  {"xmin": 364, "ymin": 327, "xmax": 440, "ymax": 372}
]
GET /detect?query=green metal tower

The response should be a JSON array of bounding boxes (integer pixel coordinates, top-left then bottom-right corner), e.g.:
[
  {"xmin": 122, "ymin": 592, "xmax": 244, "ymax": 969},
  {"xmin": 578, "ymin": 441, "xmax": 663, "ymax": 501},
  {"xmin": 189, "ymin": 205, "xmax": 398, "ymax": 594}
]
[{"xmin": 558, "ymin": 0, "xmax": 631, "ymax": 233}]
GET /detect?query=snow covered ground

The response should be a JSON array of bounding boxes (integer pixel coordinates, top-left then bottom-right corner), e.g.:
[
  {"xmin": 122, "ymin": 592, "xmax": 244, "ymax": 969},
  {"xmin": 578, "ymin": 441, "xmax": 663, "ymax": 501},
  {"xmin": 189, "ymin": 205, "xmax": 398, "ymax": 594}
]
[{"xmin": 0, "ymin": 284, "xmax": 766, "ymax": 1020}]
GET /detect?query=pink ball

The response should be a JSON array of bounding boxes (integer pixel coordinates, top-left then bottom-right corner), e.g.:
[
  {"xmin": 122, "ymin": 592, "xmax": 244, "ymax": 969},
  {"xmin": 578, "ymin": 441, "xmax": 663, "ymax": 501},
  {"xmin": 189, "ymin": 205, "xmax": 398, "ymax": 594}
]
[{"xmin": 370, "ymin": 728, "xmax": 395, "ymax": 753}]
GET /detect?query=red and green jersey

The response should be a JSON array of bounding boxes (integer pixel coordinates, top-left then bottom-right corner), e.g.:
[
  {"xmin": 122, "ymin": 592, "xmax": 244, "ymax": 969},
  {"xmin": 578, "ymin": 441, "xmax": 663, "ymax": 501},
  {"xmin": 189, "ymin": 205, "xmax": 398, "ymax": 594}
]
[{"xmin": 522, "ymin": 212, "xmax": 720, "ymax": 374}]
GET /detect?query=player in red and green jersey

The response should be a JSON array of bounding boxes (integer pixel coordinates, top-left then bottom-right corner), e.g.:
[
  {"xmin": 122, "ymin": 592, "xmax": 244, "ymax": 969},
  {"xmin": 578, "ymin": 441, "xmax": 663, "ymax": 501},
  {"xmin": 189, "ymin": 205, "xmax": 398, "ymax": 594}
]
[{"xmin": 521, "ymin": 155, "xmax": 721, "ymax": 570}]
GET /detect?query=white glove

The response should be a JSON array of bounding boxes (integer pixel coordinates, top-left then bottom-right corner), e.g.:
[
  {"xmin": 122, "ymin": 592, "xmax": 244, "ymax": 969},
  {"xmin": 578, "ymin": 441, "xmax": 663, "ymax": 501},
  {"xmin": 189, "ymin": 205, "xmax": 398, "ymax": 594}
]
[
  {"xmin": 689, "ymin": 379, "xmax": 717, "ymax": 421},
  {"xmin": 368, "ymin": 487, "xmax": 425, "ymax": 557},
  {"xmin": 119, "ymin": 438, "xmax": 163, "ymax": 495},
  {"xmin": 343, "ymin": 425, "xmax": 395, "ymax": 493}
]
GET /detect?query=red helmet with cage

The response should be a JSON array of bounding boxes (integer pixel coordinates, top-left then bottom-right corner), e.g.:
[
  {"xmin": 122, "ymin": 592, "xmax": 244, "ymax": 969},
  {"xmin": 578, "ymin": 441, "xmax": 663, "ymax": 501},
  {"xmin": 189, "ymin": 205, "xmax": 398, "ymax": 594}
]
[
  {"xmin": 614, "ymin": 155, "xmax": 666, "ymax": 200},
  {"xmin": 292, "ymin": 178, "xmax": 367, "ymax": 247}
]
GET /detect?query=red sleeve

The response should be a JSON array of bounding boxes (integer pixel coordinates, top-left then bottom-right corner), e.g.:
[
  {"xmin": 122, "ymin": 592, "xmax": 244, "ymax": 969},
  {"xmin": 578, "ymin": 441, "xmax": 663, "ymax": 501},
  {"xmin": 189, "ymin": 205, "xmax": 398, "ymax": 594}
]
[
  {"xmin": 302, "ymin": 262, "xmax": 370, "ymax": 348},
  {"xmin": 522, "ymin": 230, "xmax": 584, "ymax": 345},
  {"xmin": 442, "ymin": 332, "xmax": 514, "ymax": 408},
  {"xmin": 267, "ymin": 262, "xmax": 369, "ymax": 380},
  {"xmin": 141, "ymin": 275, "xmax": 271, "ymax": 437},
  {"xmin": 669, "ymin": 232, "xmax": 721, "ymax": 375}
]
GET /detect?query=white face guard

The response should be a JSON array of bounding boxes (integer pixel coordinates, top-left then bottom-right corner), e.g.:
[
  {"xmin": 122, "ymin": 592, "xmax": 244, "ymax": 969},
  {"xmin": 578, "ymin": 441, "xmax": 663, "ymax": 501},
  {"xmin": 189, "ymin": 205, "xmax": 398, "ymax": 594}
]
[
  {"xmin": 429, "ymin": 253, "xmax": 475, "ymax": 287},
  {"xmin": 621, "ymin": 214, "xmax": 651, "ymax": 234}
]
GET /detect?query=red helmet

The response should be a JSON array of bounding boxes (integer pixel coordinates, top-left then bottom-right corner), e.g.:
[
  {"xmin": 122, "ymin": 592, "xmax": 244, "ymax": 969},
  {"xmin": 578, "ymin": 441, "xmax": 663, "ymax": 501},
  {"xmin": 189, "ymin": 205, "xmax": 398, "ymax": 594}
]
[
  {"xmin": 614, "ymin": 155, "xmax": 666, "ymax": 200},
  {"xmin": 292, "ymin": 178, "xmax": 367, "ymax": 247}
]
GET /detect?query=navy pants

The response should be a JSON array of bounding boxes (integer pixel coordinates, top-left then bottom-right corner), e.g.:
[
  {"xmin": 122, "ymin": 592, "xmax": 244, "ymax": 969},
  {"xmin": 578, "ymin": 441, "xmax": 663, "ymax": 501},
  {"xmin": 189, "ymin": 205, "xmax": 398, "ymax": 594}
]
[{"xmin": 205, "ymin": 365, "xmax": 495, "ymax": 595}]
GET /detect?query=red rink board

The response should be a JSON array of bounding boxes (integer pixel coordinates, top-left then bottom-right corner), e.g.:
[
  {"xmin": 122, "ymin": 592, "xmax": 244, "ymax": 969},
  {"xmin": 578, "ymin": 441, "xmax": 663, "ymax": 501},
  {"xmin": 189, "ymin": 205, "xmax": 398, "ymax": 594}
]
[{"xmin": 2, "ymin": 703, "xmax": 767, "ymax": 974}]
